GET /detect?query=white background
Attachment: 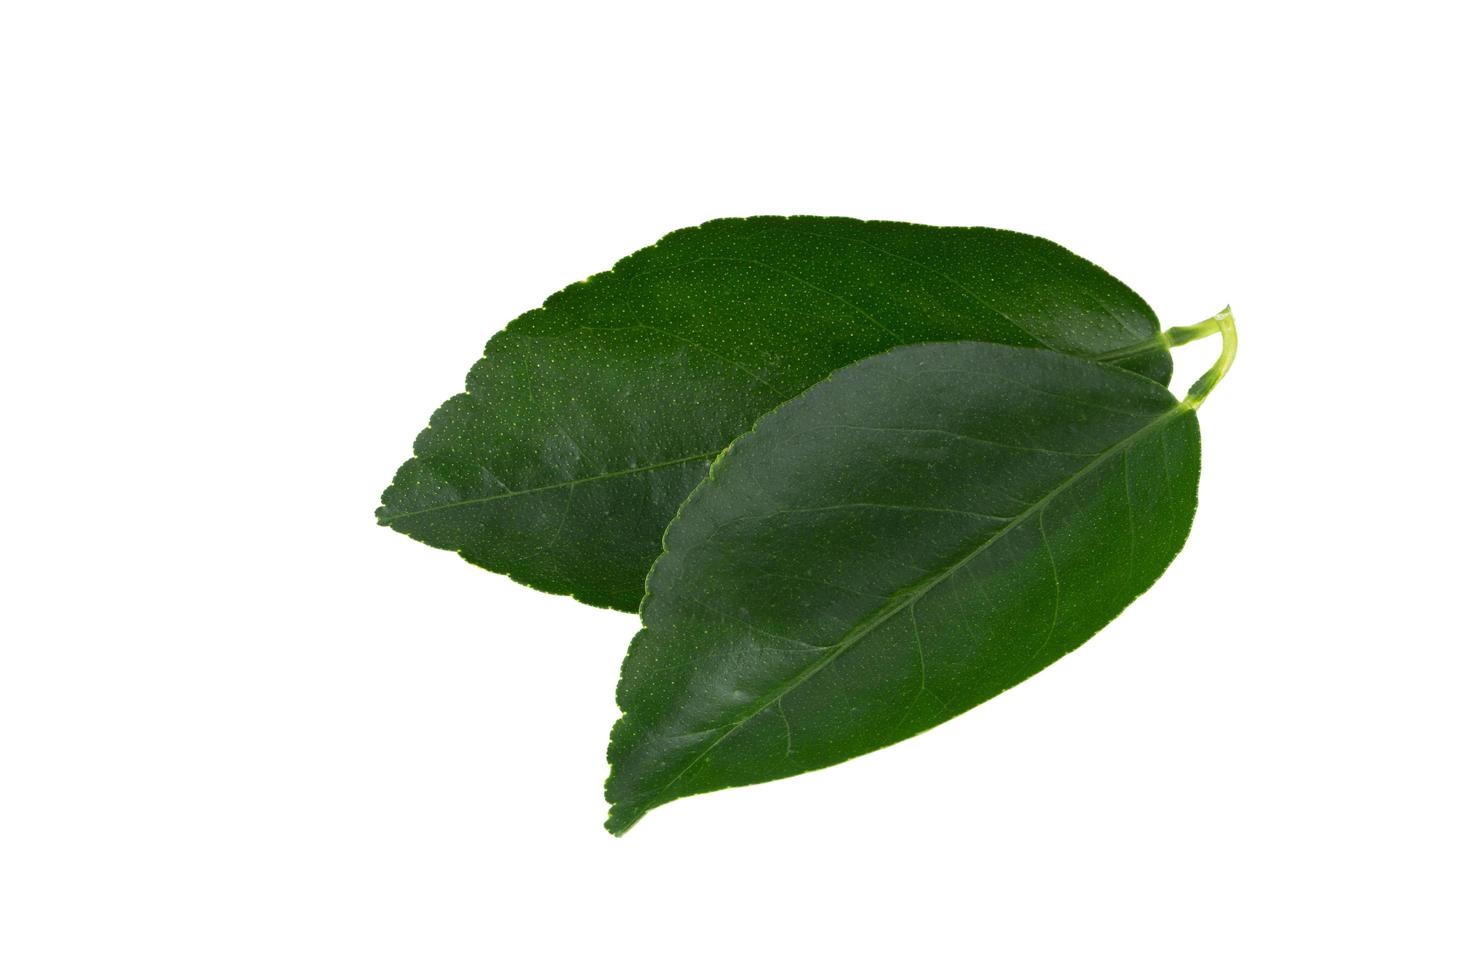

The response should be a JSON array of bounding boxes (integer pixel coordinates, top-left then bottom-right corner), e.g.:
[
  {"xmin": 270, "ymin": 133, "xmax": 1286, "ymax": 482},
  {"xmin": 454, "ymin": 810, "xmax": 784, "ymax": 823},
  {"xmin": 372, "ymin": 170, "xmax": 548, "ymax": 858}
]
[{"xmin": 3, "ymin": 2, "xmax": 1466, "ymax": 977}]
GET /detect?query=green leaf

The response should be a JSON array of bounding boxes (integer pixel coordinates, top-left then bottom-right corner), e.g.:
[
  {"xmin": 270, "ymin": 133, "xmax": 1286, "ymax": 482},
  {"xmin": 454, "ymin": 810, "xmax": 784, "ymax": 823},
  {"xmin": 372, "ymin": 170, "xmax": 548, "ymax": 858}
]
[
  {"xmin": 605, "ymin": 311, "xmax": 1234, "ymax": 833},
  {"xmin": 377, "ymin": 217, "xmax": 1173, "ymax": 611}
]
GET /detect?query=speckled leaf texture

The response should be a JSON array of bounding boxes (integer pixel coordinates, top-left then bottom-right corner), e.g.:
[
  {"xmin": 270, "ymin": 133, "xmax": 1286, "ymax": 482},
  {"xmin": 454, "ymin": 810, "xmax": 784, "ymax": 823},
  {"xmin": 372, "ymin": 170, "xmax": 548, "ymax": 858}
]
[
  {"xmin": 606, "ymin": 341, "xmax": 1210, "ymax": 834},
  {"xmin": 377, "ymin": 217, "xmax": 1173, "ymax": 611}
]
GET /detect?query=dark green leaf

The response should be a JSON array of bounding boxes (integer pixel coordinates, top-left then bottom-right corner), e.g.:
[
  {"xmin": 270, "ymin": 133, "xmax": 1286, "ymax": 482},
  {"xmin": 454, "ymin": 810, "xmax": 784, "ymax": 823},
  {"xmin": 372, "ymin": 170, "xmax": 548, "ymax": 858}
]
[
  {"xmin": 606, "ymin": 317, "xmax": 1234, "ymax": 833},
  {"xmin": 377, "ymin": 217, "xmax": 1172, "ymax": 611}
]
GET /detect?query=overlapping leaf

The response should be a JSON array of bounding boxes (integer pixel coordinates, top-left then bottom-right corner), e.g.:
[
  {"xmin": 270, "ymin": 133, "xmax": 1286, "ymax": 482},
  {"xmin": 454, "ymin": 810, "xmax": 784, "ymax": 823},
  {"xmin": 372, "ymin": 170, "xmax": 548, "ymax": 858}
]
[
  {"xmin": 606, "ymin": 324, "xmax": 1235, "ymax": 833},
  {"xmin": 377, "ymin": 217, "xmax": 1173, "ymax": 611}
]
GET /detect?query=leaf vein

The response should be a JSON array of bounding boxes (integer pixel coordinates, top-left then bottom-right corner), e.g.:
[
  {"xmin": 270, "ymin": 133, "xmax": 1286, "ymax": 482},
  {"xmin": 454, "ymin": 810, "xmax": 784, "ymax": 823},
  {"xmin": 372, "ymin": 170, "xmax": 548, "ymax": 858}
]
[
  {"xmin": 816, "ymin": 422, "xmax": 1101, "ymax": 459},
  {"xmin": 381, "ymin": 451, "xmax": 719, "ymax": 523}
]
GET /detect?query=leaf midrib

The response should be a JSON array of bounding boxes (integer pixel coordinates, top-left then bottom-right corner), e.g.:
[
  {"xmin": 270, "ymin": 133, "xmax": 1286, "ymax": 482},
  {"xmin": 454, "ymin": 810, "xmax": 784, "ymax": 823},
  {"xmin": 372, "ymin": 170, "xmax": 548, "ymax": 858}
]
[
  {"xmin": 622, "ymin": 401, "xmax": 1191, "ymax": 820},
  {"xmin": 380, "ymin": 451, "xmax": 720, "ymax": 524}
]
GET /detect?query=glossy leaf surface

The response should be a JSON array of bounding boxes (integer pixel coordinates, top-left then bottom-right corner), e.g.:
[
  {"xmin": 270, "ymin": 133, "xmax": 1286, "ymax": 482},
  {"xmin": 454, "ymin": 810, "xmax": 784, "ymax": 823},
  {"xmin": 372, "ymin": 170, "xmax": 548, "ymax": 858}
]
[
  {"xmin": 606, "ymin": 341, "xmax": 1203, "ymax": 833},
  {"xmin": 377, "ymin": 217, "xmax": 1172, "ymax": 611}
]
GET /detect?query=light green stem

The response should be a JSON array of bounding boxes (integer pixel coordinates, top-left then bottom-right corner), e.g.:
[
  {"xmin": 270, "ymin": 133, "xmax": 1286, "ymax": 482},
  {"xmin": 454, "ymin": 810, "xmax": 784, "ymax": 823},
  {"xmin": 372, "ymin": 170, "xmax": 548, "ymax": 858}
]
[
  {"xmin": 1162, "ymin": 313, "xmax": 1225, "ymax": 349},
  {"xmin": 1096, "ymin": 311, "xmax": 1224, "ymax": 363},
  {"xmin": 1181, "ymin": 306, "xmax": 1237, "ymax": 409}
]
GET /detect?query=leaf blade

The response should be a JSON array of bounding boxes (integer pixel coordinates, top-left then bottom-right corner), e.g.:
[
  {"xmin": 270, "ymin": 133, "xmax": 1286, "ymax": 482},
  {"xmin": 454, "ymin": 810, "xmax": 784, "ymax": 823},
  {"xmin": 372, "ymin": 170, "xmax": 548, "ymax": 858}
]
[
  {"xmin": 605, "ymin": 341, "xmax": 1200, "ymax": 833},
  {"xmin": 378, "ymin": 217, "xmax": 1172, "ymax": 611}
]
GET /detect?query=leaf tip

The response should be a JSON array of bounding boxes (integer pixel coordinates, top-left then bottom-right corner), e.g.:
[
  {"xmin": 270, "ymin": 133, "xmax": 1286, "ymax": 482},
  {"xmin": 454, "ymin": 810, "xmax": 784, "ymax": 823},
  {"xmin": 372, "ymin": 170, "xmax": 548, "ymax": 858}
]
[{"xmin": 604, "ymin": 804, "xmax": 643, "ymax": 837}]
